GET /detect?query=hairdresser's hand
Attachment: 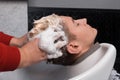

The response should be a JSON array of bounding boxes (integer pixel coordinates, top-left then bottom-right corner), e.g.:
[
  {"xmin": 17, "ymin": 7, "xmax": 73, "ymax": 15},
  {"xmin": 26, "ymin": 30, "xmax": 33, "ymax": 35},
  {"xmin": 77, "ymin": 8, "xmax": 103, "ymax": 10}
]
[
  {"xmin": 45, "ymin": 31, "xmax": 67, "ymax": 59},
  {"xmin": 53, "ymin": 31, "xmax": 67, "ymax": 49},
  {"xmin": 10, "ymin": 34, "xmax": 28, "ymax": 47},
  {"xmin": 18, "ymin": 38, "xmax": 47, "ymax": 68}
]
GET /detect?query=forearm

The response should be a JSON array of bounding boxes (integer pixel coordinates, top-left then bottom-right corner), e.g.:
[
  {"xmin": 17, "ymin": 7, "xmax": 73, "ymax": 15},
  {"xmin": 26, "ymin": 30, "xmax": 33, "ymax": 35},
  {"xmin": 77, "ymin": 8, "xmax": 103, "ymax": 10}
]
[
  {"xmin": 0, "ymin": 32, "xmax": 28, "ymax": 47},
  {"xmin": 10, "ymin": 37, "xmax": 25, "ymax": 47},
  {"xmin": 0, "ymin": 32, "xmax": 13, "ymax": 45},
  {"xmin": 0, "ymin": 36, "xmax": 46, "ymax": 71},
  {"xmin": 10, "ymin": 34, "xmax": 28, "ymax": 47},
  {"xmin": 0, "ymin": 43, "xmax": 20, "ymax": 71}
]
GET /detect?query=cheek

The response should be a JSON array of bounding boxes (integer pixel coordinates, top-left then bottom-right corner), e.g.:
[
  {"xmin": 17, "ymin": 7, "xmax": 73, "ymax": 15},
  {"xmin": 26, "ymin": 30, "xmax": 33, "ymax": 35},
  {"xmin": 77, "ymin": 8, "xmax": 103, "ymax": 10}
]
[
  {"xmin": 83, "ymin": 29, "xmax": 96, "ymax": 42},
  {"xmin": 76, "ymin": 29, "xmax": 93, "ymax": 42}
]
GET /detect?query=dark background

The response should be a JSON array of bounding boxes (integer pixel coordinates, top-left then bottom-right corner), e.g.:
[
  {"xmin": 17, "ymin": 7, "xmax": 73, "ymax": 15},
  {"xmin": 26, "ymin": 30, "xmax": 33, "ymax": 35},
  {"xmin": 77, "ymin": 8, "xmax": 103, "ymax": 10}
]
[{"xmin": 28, "ymin": 7, "xmax": 120, "ymax": 72}]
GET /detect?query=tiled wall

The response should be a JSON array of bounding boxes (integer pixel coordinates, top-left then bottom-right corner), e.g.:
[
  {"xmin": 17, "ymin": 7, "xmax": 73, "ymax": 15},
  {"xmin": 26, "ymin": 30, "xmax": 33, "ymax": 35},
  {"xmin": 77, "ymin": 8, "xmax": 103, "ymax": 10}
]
[
  {"xmin": 0, "ymin": 1, "xmax": 27, "ymax": 37},
  {"xmin": 0, "ymin": 1, "xmax": 28, "ymax": 80}
]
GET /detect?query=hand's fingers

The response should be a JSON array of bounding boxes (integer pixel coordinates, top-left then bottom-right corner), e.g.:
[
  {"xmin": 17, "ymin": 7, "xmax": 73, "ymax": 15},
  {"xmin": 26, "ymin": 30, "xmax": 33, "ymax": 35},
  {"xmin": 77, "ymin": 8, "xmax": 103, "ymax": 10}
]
[
  {"xmin": 55, "ymin": 41, "xmax": 67, "ymax": 49},
  {"xmin": 34, "ymin": 38, "xmax": 39, "ymax": 43},
  {"xmin": 33, "ymin": 38, "xmax": 40, "ymax": 47},
  {"xmin": 52, "ymin": 32, "xmax": 61, "ymax": 40},
  {"xmin": 39, "ymin": 51, "xmax": 46, "ymax": 59},
  {"xmin": 40, "ymin": 53, "xmax": 47, "ymax": 60},
  {"xmin": 47, "ymin": 51, "xmax": 62, "ymax": 59},
  {"xmin": 53, "ymin": 31, "xmax": 65, "ymax": 41}
]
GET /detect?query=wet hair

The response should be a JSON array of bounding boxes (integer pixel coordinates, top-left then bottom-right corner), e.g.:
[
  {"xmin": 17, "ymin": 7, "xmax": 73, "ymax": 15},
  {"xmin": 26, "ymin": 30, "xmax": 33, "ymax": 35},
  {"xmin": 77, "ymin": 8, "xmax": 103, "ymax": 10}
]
[
  {"xmin": 46, "ymin": 46, "xmax": 78, "ymax": 66},
  {"xmin": 46, "ymin": 36, "xmax": 98, "ymax": 66},
  {"xmin": 46, "ymin": 24, "xmax": 78, "ymax": 66}
]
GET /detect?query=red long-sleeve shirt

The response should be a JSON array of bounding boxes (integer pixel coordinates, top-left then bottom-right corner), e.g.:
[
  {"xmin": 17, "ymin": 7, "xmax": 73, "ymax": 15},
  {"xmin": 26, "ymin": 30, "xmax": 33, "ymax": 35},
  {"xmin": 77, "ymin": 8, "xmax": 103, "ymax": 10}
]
[{"xmin": 0, "ymin": 32, "xmax": 20, "ymax": 71}]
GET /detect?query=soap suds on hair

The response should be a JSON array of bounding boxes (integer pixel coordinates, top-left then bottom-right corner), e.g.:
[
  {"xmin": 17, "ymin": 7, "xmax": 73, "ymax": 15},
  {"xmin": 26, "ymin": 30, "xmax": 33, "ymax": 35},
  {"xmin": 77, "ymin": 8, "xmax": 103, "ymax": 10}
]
[{"xmin": 28, "ymin": 14, "xmax": 68, "ymax": 59}]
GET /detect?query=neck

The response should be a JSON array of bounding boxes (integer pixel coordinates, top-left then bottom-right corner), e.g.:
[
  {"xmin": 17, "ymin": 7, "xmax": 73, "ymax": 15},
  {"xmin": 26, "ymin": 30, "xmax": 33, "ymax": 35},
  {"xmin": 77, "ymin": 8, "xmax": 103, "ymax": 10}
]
[
  {"xmin": 73, "ymin": 42, "xmax": 100, "ymax": 65},
  {"xmin": 75, "ymin": 46, "xmax": 90, "ymax": 60},
  {"xmin": 77, "ymin": 42, "xmax": 94, "ymax": 58}
]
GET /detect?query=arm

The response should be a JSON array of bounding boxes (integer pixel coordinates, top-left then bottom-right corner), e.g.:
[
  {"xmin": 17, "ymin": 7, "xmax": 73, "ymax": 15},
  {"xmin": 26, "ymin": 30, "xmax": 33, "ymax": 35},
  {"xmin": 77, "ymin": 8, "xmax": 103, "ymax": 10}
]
[
  {"xmin": 0, "ymin": 32, "xmax": 28, "ymax": 47},
  {"xmin": 0, "ymin": 32, "xmax": 13, "ymax": 45},
  {"xmin": 0, "ymin": 43, "xmax": 20, "ymax": 71},
  {"xmin": 9, "ymin": 34, "xmax": 28, "ymax": 47},
  {"xmin": 18, "ymin": 38, "xmax": 47, "ymax": 68},
  {"xmin": 0, "ymin": 39, "xmax": 47, "ymax": 71}
]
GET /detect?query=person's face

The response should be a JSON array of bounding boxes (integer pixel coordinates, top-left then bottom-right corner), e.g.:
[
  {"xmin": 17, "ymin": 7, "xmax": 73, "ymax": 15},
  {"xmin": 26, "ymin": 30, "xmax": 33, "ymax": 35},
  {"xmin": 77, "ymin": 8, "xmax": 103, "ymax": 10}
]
[{"xmin": 60, "ymin": 16, "xmax": 97, "ymax": 55}]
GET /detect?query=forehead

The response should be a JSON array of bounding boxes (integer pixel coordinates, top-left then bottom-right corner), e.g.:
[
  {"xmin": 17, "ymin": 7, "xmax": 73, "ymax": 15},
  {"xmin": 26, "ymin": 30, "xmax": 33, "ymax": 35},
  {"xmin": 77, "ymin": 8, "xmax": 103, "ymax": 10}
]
[
  {"xmin": 60, "ymin": 16, "xmax": 74, "ymax": 27},
  {"xmin": 59, "ymin": 16, "xmax": 76, "ymax": 41},
  {"xmin": 60, "ymin": 16, "xmax": 73, "ymax": 21}
]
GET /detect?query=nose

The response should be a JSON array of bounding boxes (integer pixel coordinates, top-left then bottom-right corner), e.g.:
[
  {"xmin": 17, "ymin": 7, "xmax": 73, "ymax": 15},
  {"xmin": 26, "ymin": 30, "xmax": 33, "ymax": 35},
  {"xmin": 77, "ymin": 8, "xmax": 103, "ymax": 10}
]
[{"xmin": 75, "ymin": 18, "xmax": 87, "ymax": 24}]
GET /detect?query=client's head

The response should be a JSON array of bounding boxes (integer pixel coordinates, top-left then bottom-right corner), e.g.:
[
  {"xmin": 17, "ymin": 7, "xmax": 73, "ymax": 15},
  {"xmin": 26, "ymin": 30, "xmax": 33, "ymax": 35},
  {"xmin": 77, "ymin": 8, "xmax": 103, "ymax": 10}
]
[
  {"xmin": 28, "ymin": 14, "xmax": 68, "ymax": 59},
  {"xmin": 47, "ymin": 16, "xmax": 98, "ymax": 65},
  {"xmin": 28, "ymin": 14, "xmax": 97, "ymax": 65}
]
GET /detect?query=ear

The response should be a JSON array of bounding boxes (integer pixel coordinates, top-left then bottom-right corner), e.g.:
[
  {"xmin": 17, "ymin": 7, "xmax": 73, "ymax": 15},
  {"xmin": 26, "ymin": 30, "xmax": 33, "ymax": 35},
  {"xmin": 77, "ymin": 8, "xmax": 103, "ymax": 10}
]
[{"xmin": 67, "ymin": 41, "xmax": 82, "ymax": 54}]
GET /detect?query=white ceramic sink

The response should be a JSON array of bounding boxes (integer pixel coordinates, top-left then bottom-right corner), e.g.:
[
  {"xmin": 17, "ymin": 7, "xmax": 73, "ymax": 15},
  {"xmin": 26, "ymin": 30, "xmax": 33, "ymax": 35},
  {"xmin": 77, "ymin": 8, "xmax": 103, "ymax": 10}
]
[{"xmin": 0, "ymin": 43, "xmax": 116, "ymax": 80}]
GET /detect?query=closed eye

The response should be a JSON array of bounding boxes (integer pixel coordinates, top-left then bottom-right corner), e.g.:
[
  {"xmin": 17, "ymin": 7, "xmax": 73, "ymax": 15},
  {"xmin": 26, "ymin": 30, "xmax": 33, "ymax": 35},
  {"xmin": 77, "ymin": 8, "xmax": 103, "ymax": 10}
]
[
  {"xmin": 71, "ymin": 18, "xmax": 80, "ymax": 27},
  {"xmin": 76, "ymin": 23, "xmax": 80, "ymax": 26},
  {"xmin": 72, "ymin": 18, "xmax": 74, "ymax": 23}
]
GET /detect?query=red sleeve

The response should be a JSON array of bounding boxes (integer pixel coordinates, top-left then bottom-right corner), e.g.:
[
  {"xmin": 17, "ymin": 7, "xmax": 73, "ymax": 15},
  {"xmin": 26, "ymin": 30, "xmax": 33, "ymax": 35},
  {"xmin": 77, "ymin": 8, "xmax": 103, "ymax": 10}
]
[
  {"xmin": 0, "ymin": 43, "xmax": 20, "ymax": 71},
  {"xmin": 0, "ymin": 32, "xmax": 13, "ymax": 45}
]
